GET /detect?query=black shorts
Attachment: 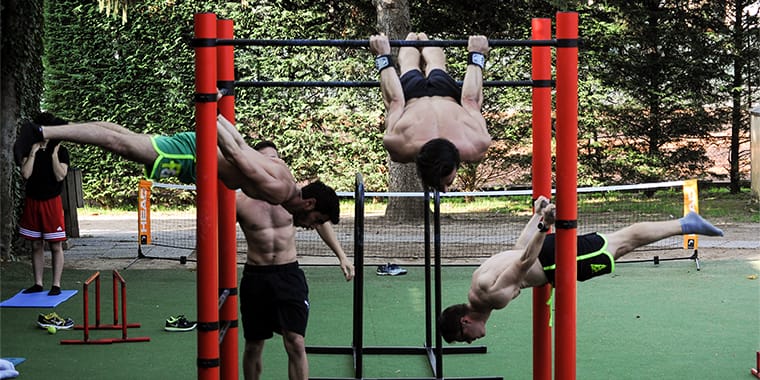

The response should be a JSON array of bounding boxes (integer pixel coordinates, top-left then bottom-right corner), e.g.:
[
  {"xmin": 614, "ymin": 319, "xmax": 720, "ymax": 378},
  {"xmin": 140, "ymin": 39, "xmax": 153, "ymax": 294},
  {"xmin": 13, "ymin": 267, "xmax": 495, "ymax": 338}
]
[
  {"xmin": 537, "ymin": 233, "xmax": 615, "ymax": 286},
  {"xmin": 400, "ymin": 69, "xmax": 462, "ymax": 103},
  {"xmin": 239, "ymin": 261, "xmax": 309, "ymax": 341}
]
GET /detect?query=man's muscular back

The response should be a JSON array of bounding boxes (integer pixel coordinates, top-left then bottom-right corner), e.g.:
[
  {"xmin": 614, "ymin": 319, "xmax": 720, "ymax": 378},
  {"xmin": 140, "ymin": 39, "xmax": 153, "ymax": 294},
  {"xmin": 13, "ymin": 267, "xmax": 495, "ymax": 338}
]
[
  {"xmin": 383, "ymin": 97, "xmax": 489, "ymax": 163},
  {"xmin": 236, "ymin": 192, "xmax": 298, "ymax": 266}
]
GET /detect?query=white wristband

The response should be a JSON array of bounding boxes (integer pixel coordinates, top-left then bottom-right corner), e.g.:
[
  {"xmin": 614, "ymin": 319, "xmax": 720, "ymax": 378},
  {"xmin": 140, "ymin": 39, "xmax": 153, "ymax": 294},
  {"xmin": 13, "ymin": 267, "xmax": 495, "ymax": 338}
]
[
  {"xmin": 375, "ymin": 54, "xmax": 393, "ymax": 72},
  {"xmin": 467, "ymin": 52, "xmax": 486, "ymax": 69}
]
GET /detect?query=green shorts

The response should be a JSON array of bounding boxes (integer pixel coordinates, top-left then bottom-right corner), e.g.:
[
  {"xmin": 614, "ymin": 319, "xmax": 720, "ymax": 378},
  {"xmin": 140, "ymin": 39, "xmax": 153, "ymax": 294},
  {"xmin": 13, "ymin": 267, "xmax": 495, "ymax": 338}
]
[
  {"xmin": 146, "ymin": 132, "xmax": 197, "ymax": 184},
  {"xmin": 538, "ymin": 232, "xmax": 615, "ymax": 286}
]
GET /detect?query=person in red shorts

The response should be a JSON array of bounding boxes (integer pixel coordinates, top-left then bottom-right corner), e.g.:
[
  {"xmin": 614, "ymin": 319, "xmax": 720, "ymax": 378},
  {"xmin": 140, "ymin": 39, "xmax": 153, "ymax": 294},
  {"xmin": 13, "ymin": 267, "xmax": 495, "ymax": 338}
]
[{"xmin": 15, "ymin": 113, "xmax": 70, "ymax": 296}]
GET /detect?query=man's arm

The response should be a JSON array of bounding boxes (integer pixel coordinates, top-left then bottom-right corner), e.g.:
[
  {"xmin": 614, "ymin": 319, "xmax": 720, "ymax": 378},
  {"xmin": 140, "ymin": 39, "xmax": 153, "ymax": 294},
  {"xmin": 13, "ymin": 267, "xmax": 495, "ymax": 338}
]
[
  {"xmin": 20, "ymin": 143, "xmax": 40, "ymax": 179},
  {"xmin": 315, "ymin": 222, "xmax": 355, "ymax": 281},
  {"xmin": 515, "ymin": 202, "xmax": 555, "ymax": 274},
  {"xmin": 51, "ymin": 144, "xmax": 68, "ymax": 182},
  {"xmin": 216, "ymin": 115, "xmax": 258, "ymax": 174},
  {"xmin": 460, "ymin": 35, "xmax": 489, "ymax": 117},
  {"xmin": 514, "ymin": 196, "xmax": 550, "ymax": 250},
  {"xmin": 216, "ymin": 115, "xmax": 297, "ymax": 205},
  {"xmin": 369, "ymin": 35, "xmax": 406, "ymax": 134}
]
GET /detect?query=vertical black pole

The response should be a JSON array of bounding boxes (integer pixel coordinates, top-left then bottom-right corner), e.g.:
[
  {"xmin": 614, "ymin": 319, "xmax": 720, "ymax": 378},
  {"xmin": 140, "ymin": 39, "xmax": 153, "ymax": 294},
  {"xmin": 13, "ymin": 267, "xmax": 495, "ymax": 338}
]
[
  {"xmin": 434, "ymin": 190, "xmax": 443, "ymax": 378},
  {"xmin": 353, "ymin": 173, "xmax": 365, "ymax": 379},
  {"xmin": 424, "ymin": 190, "xmax": 432, "ymax": 349}
]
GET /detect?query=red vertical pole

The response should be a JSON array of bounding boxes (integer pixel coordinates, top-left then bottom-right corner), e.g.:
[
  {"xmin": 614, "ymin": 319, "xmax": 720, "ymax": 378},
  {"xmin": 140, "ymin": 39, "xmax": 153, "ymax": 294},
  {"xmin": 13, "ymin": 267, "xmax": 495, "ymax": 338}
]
[
  {"xmin": 83, "ymin": 280, "xmax": 90, "ymax": 341},
  {"xmin": 120, "ymin": 280, "xmax": 128, "ymax": 339},
  {"xmin": 216, "ymin": 18, "xmax": 239, "ymax": 380},
  {"xmin": 112, "ymin": 271, "xmax": 118, "ymax": 325},
  {"xmin": 531, "ymin": 17, "xmax": 553, "ymax": 380},
  {"xmin": 554, "ymin": 11, "xmax": 579, "ymax": 380},
  {"xmin": 94, "ymin": 273, "xmax": 101, "ymax": 327},
  {"xmin": 194, "ymin": 12, "xmax": 220, "ymax": 380}
]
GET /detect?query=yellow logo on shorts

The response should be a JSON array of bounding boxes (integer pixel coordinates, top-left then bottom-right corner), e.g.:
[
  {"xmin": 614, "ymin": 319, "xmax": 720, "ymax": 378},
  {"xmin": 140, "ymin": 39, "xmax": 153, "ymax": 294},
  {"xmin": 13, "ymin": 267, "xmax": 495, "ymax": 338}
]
[
  {"xmin": 159, "ymin": 160, "xmax": 182, "ymax": 178},
  {"xmin": 591, "ymin": 264, "xmax": 607, "ymax": 273}
]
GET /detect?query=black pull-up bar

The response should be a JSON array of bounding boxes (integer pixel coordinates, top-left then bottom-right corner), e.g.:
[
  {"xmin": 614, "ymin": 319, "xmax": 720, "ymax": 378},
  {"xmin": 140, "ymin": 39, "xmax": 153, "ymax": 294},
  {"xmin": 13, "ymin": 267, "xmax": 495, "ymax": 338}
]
[
  {"xmin": 216, "ymin": 38, "xmax": 557, "ymax": 48},
  {"xmin": 235, "ymin": 80, "xmax": 550, "ymax": 88}
]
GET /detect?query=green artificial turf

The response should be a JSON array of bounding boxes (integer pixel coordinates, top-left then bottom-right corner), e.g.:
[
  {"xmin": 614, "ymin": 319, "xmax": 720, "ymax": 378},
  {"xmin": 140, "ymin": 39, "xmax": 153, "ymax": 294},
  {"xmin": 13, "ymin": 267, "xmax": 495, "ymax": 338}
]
[{"xmin": 1, "ymin": 259, "xmax": 758, "ymax": 379}]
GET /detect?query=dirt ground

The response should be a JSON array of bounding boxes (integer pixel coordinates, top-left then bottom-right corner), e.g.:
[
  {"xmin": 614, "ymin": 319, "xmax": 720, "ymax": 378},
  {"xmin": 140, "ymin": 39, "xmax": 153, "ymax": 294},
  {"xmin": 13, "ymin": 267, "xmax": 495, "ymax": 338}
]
[{"xmin": 36, "ymin": 214, "xmax": 759, "ymax": 271}]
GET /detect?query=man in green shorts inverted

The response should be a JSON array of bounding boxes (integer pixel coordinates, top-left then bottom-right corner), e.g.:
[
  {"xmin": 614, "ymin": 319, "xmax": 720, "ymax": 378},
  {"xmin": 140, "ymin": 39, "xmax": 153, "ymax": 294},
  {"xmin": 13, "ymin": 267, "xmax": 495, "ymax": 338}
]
[
  {"xmin": 438, "ymin": 196, "xmax": 725, "ymax": 344},
  {"xmin": 19, "ymin": 114, "xmax": 323, "ymax": 221}
]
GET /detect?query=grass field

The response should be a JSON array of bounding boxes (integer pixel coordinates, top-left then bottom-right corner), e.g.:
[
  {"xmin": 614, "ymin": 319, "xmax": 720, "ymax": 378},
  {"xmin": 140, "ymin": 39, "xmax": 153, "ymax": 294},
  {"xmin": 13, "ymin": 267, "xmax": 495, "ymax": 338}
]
[
  {"xmin": 2, "ymin": 186, "xmax": 757, "ymax": 379},
  {"xmin": 1, "ymin": 258, "xmax": 759, "ymax": 379}
]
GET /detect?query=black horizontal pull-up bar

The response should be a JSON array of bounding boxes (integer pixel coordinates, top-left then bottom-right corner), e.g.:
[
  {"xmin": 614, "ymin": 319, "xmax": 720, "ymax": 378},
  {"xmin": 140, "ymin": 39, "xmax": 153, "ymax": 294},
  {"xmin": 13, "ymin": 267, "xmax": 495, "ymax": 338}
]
[
  {"xmin": 216, "ymin": 38, "xmax": 557, "ymax": 48},
  {"xmin": 235, "ymin": 80, "xmax": 547, "ymax": 88}
]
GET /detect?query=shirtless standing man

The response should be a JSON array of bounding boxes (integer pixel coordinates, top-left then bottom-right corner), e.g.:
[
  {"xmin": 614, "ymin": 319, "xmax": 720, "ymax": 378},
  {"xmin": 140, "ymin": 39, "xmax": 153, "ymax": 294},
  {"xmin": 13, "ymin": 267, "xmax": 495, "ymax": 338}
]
[
  {"xmin": 237, "ymin": 141, "xmax": 354, "ymax": 380},
  {"xmin": 439, "ymin": 196, "xmax": 725, "ymax": 344},
  {"xmin": 369, "ymin": 32, "xmax": 492, "ymax": 192}
]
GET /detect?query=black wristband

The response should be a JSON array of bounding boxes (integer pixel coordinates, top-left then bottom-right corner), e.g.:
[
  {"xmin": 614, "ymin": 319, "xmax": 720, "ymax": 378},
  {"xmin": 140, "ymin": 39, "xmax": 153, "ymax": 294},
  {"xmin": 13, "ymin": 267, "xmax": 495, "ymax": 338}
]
[
  {"xmin": 467, "ymin": 52, "xmax": 486, "ymax": 69},
  {"xmin": 537, "ymin": 222, "xmax": 550, "ymax": 233},
  {"xmin": 375, "ymin": 54, "xmax": 393, "ymax": 72}
]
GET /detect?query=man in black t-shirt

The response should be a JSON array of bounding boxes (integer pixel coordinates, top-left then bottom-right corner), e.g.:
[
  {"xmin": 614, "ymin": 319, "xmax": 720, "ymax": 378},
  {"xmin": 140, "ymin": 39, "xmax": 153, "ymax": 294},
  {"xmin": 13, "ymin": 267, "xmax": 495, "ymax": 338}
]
[{"xmin": 16, "ymin": 114, "xmax": 70, "ymax": 296}]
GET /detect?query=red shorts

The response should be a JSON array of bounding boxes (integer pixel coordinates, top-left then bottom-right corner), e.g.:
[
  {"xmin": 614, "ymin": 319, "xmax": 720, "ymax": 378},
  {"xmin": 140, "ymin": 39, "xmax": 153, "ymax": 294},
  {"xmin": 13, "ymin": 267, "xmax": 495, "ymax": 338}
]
[{"xmin": 19, "ymin": 196, "xmax": 67, "ymax": 242}]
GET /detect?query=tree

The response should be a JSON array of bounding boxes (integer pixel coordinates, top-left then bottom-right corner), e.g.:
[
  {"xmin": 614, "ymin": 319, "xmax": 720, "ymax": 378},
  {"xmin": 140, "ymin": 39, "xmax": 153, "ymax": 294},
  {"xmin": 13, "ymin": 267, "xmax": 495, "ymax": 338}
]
[
  {"xmin": 581, "ymin": 0, "xmax": 729, "ymax": 183},
  {"xmin": 725, "ymin": 1, "xmax": 759, "ymax": 193},
  {"xmin": 372, "ymin": 0, "xmax": 428, "ymax": 222},
  {"xmin": 0, "ymin": 0, "xmax": 45, "ymax": 259}
]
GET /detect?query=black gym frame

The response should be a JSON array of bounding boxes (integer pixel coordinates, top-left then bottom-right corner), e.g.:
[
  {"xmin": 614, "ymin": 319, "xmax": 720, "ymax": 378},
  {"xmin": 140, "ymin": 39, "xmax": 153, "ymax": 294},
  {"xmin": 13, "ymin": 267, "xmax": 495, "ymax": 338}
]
[
  {"xmin": 305, "ymin": 173, "xmax": 502, "ymax": 380},
  {"xmin": 216, "ymin": 36, "xmax": 564, "ymax": 379},
  {"xmin": 215, "ymin": 37, "xmax": 554, "ymax": 90}
]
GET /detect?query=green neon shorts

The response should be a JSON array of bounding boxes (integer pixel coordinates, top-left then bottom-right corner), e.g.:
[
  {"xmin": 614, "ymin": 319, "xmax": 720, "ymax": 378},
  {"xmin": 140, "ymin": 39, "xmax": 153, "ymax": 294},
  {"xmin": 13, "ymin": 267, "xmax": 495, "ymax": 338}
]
[
  {"xmin": 146, "ymin": 132, "xmax": 197, "ymax": 184},
  {"xmin": 538, "ymin": 232, "xmax": 615, "ymax": 286}
]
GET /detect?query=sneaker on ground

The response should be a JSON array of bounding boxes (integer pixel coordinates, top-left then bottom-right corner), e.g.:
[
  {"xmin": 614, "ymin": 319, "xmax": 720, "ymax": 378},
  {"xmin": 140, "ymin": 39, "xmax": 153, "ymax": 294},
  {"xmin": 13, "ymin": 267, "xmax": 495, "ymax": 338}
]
[
  {"xmin": 48, "ymin": 286, "xmax": 61, "ymax": 296},
  {"xmin": 165, "ymin": 315, "xmax": 197, "ymax": 332},
  {"xmin": 376, "ymin": 263, "xmax": 407, "ymax": 276},
  {"xmin": 22, "ymin": 284, "xmax": 44, "ymax": 294},
  {"xmin": 37, "ymin": 312, "xmax": 74, "ymax": 330}
]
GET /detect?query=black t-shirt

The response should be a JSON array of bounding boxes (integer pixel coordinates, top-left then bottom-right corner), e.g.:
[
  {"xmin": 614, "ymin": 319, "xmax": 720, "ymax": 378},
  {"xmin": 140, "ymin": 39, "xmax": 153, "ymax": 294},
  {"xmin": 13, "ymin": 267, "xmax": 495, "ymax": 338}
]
[{"xmin": 24, "ymin": 143, "xmax": 70, "ymax": 200}]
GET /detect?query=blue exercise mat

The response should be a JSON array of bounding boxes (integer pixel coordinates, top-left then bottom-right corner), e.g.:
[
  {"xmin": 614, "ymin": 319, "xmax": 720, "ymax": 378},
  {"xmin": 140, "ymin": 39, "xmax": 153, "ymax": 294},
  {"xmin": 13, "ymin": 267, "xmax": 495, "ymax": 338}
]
[
  {"xmin": 0, "ymin": 289, "xmax": 77, "ymax": 308},
  {"xmin": 0, "ymin": 358, "xmax": 25, "ymax": 366}
]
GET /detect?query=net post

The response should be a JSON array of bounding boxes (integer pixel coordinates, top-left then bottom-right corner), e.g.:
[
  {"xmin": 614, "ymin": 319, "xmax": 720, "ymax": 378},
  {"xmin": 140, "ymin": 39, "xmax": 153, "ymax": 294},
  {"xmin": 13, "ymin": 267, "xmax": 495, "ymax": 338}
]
[
  {"xmin": 194, "ymin": 12, "xmax": 220, "ymax": 380},
  {"xmin": 555, "ymin": 11, "xmax": 579, "ymax": 380},
  {"xmin": 138, "ymin": 180, "xmax": 152, "ymax": 245}
]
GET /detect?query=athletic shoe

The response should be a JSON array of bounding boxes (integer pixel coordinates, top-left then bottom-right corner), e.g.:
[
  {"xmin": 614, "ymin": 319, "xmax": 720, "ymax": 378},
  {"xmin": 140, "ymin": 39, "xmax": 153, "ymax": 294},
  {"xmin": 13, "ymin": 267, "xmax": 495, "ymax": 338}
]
[
  {"xmin": 37, "ymin": 312, "xmax": 74, "ymax": 330},
  {"xmin": 22, "ymin": 284, "xmax": 44, "ymax": 294},
  {"xmin": 48, "ymin": 286, "xmax": 62, "ymax": 296},
  {"xmin": 376, "ymin": 263, "xmax": 407, "ymax": 276},
  {"xmin": 165, "ymin": 315, "xmax": 197, "ymax": 332},
  {"xmin": 13, "ymin": 121, "xmax": 44, "ymax": 165}
]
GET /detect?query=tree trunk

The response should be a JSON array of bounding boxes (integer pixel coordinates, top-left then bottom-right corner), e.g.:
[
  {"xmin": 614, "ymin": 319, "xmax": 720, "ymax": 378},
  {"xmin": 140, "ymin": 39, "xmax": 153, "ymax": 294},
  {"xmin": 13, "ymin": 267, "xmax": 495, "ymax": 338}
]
[
  {"xmin": 0, "ymin": 0, "xmax": 44, "ymax": 258},
  {"xmin": 372, "ymin": 0, "xmax": 427, "ymax": 221},
  {"xmin": 730, "ymin": 0, "xmax": 745, "ymax": 194}
]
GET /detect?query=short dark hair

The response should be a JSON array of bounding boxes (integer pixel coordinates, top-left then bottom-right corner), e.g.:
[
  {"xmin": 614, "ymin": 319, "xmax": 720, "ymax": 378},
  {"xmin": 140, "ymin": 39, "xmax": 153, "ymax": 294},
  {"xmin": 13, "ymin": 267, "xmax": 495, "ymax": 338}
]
[
  {"xmin": 301, "ymin": 180, "xmax": 340, "ymax": 224},
  {"xmin": 415, "ymin": 138, "xmax": 460, "ymax": 191},
  {"xmin": 253, "ymin": 140, "xmax": 277, "ymax": 151},
  {"xmin": 438, "ymin": 303, "xmax": 469, "ymax": 343}
]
